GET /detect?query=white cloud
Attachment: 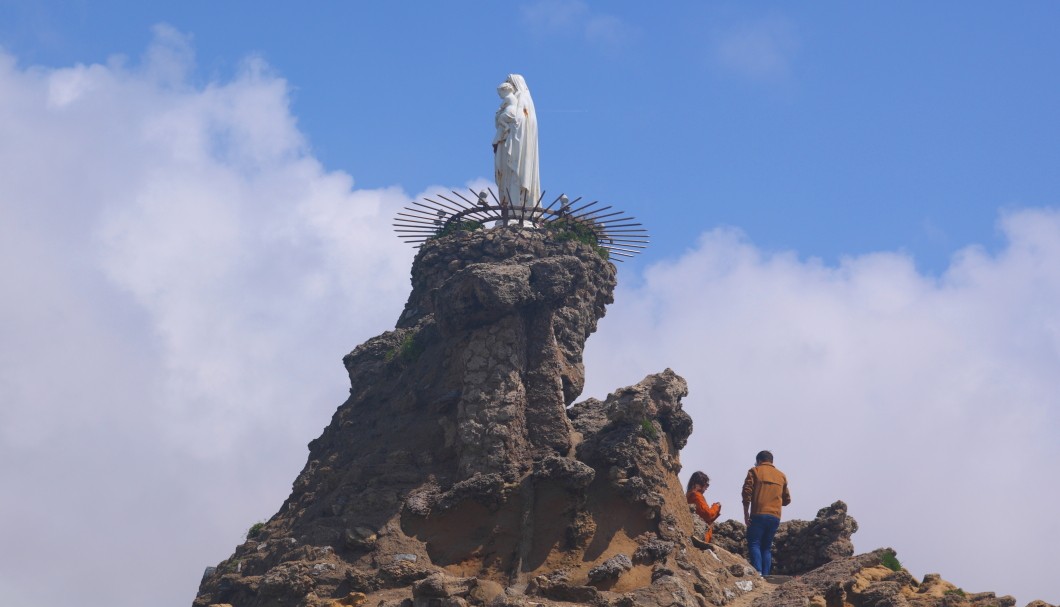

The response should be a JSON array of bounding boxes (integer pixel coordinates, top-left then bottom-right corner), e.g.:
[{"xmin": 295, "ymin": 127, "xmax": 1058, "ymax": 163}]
[
  {"xmin": 0, "ymin": 28, "xmax": 417, "ymax": 606},
  {"xmin": 712, "ymin": 15, "xmax": 799, "ymax": 82},
  {"xmin": 521, "ymin": 0, "xmax": 634, "ymax": 52},
  {"xmin": 585, "ymin": 15, "xmax": 635, "ymax": 55},
  {"xmin": 583, "ymin": 211, "xmax": 1060, "ymax": 603},
  {"xmin": 521, "ymin": 0, "xmax": 588, "ymax": 31}
]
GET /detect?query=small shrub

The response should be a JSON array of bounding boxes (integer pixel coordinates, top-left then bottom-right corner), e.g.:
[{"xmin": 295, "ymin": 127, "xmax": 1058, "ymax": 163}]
[
  {"xmin": 386, "ymin": 332, "xmax": 424, "ymax": 363},
  {"xmin": 640, "ymin": 418, "xmax": 658, "ymax": 440},
  {"xmin": 434, "ymin": 219, "xmax": 483, "ymax": 238},
  {"xmin": 548, "ymin": 218, "xmax": 596, "ymax": 243},
  {"xmin": 245, "ymin": 522, "xmax": 266, "ymax": 540},
  {"xmin": 880, "ymin": 550, "xmax": 902, "ymax": 572},
  {"xmin": 545, "ymin": 219, "xmax": 610, "ymax": 260},
  {"xmin": 945, "ymin": 589, "xmax": 966, "ymax": 597}
]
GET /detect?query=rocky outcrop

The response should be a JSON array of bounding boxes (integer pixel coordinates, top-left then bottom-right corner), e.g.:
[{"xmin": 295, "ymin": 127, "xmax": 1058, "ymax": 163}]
[
  {"xmin": 712, "ymin": 500, "xmax": 858, "ymax": 575},
  {"xmin": 749, "ymin": 548, "xmax": 1036, "ymax": 607},
  {"xmin": 193, "ymin": 227, "xmax": 1050, "ymax": 607},
  {"xmin": 193, "ymin": 228, "xmax": 760, "ymax": 607},
  {"xmin": 772, "ymin": 501, "xmax": 858, "ymax": 575}
]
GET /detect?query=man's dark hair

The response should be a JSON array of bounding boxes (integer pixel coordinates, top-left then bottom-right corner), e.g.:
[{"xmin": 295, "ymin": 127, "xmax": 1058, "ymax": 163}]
[
  {"xmin": 756, "ymin": 450, "xmax": 774, "ymax": 463},
  {"xmin": 687, "ymin": 471, "xmax": 710, "ymax": 492}
]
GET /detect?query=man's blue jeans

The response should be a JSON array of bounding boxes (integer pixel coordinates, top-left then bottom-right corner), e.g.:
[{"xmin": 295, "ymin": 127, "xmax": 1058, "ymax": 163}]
[{"xmin": 746, "ymin": 514, "xmax": 781, "ymax": 575}]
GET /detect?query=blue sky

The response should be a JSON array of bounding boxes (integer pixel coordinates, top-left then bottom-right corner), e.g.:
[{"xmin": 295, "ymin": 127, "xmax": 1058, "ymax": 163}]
[
  {"xmin": 2, "ymin": 2, "xmax": 1058, "ymax": 606},
  {"xmin": 6, "ymin": 1, "xmax": 1058, "ymax": 271}
]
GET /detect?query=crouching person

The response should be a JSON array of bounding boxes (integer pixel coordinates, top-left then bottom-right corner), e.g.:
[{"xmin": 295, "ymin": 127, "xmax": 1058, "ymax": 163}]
[{"xmin": 686, "ymin": 470, "xmax": 721, "ymax": 544}]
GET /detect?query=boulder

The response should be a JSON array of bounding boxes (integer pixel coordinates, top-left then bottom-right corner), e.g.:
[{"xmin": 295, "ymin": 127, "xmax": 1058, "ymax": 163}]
[{"xmin": 712, "ymin": 500, "xmax": 859, "ymax": 575}]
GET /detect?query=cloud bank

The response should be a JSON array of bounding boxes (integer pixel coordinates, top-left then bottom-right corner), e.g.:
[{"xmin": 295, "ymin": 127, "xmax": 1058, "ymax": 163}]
[
  {"xmin": 583, "ymin": 216, "xmax": 1059, "ymax": 602},
  {"xmin": 1, "ymin": 27, "xmax": 1056, "ymax": 606},
  {"xmin": 0, "ymin": 26, "xmax": 415, "ymax": 606}
]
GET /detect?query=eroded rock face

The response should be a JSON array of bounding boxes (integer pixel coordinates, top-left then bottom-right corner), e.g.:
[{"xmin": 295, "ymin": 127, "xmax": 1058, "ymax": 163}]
[
  {"xmin": 193, "ymin": 228, "xmax": 1043, "ymax": 607},
  {"xmin": 712, "ymin": 500, "xmax": 858, "ymax": 576},
  {"xmin": 194, "ymin": 228, "xmax": 760, "ymax": 607},
  {"xmin": 750, "ymin": 548, "xmax": 1031, "ymax": 607},
  {"xmin": 772, "ymin": 500, "xmax": 858, "ymax": 575}
]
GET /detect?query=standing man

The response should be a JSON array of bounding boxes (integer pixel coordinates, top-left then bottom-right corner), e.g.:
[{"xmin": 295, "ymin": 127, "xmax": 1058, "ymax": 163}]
[{"xmin": 742, "ymin": 450, "xmax": 791, "ymax": 576}]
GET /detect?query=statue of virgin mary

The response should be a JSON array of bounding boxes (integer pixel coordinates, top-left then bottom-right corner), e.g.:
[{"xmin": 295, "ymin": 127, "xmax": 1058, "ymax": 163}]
[{"xmin": 492, "ymin": 74, "xmax": 540, "ymax": 222}]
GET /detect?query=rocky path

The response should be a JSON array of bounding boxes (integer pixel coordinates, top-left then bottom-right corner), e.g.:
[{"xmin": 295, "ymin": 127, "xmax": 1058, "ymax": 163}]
[{"xmin": 725, "ymin": 576, "xmax": 780, "ymax": 607}]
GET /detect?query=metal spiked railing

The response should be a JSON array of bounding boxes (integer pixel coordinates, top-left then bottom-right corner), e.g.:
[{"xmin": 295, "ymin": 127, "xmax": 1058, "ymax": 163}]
[{"xmin": 392, "ymin": 188, "xmax": 648, "ymax": 261}]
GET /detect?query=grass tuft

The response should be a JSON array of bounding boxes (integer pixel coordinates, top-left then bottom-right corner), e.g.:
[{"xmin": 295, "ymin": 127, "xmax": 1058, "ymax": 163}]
[
  {"xmin": 386, "ymin": 332, "xmax": 424, "ymax": 363},
  {"xmin": 640, "ymin": 418, "xmax": 658, "ymax": 440}
]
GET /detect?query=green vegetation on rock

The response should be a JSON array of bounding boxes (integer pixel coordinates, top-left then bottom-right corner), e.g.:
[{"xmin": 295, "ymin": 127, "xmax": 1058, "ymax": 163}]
[
  {"xmin": 386, "ymin": 332, "xmax": 424, "ymax": 363},
  {"xmin": 245, "ymin": 522, "xmax": 266, "ymax": 540},
  {"xmin": 434, "ymin": 219, "xmax": 483, "ymax": 239},
  {"xmin": 544, "ymin": 219, "xmax": 610, "ymax": 260},
  {"xmin": 880, "ymin": 550, "xmax": 902, "ymax": 572},
  {"xmin": 640, "ymin": 418, "xmax": 658, "ymax": 440}
]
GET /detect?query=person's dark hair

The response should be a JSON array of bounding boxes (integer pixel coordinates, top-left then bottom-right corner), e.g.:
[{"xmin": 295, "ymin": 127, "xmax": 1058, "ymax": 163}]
[
  {"xmin": 756, "ymin": 450, "xmax": 774, "ymax": 463},
  {"xmin": 687, "ymin": 471, "xmax": 710, "ymax": 492}
]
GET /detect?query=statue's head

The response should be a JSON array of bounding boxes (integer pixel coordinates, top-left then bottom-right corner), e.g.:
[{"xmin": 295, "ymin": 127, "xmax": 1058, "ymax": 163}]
[
  {"xmin": 506, "ymin": 74, "xmax": 528, "ymax": 93},
  {"xmin": 497, "ymin": 82, "xmax": 515, "ymax": 99}
]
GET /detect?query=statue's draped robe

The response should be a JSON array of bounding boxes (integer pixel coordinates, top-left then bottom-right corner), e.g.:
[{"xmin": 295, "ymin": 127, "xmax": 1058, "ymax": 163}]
[{"xmin": 493, "ymin": 74, "xmax": 540, "ymax": 217}]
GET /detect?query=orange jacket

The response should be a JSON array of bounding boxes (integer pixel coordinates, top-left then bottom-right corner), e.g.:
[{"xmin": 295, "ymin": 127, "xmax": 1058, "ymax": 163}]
[{"xmin": 686, "ymin": 489, "xmax": 721, "ymax": 542}]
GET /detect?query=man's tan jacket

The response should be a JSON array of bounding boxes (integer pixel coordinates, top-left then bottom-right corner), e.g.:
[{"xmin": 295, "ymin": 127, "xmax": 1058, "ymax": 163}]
[{"xmin": 741, "ymin": 462, "xmax": 791, "ymax": 518}]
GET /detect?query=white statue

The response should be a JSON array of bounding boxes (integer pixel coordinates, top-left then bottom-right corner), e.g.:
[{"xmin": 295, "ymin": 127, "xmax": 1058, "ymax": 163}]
[{"xmin": 493, "ymin": 74, "xmax": 540, "ymax": 222}]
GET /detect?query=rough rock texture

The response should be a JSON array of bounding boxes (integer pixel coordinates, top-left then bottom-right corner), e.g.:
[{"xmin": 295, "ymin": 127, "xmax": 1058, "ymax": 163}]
[
  {"xmin": 771, "ymin": 501, "xmax": 858, "ymax": 574},
  {"xmin": 710, "ymin": 519, "xmax": 747, "ymax": 557},
  {"xmin": 712, "ymin": 500, "xmax": 858, "ymax": 575},
  {"xmin": 193, "ymin": 227, "xmax": 1049, "ymax": 607},
  {"xmin": 750, "ymin": 548, "xmax": 1035, "ymax": 607},
  {"xmin": 194, "ymin": 228, "xmax": 757, "ymax": 607}
]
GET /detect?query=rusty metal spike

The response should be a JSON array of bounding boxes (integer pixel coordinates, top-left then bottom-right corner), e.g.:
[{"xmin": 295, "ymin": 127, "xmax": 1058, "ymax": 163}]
[
  {"xmin": 576, "ymin": 209, "xmax": 622, "ymax": 222},
  {"xmin": 410, "ymin": 200, "xmax": 450, "ymax": 215},
  {"xmin": 423, "ymin": 197, "xmax": 465, "ymax": 215},
  {"xmin": 396, "ymin": 213, "xmax": 437, "ymax": 223},
  {"xmin": 566, "ymin": 200, "xmax": 601, "ymax": 216}
]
